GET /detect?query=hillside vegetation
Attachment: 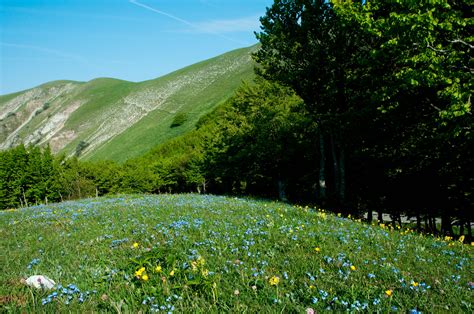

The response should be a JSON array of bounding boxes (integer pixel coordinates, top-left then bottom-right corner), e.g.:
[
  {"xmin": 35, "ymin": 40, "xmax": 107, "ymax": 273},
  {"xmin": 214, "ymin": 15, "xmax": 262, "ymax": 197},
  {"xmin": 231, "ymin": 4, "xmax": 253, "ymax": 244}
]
[
  {"xmin": 0, "ymin": 46, "xmax": 256, "ymax": 162},
  {"xmin": 0, "ymin": 194, "xmax": 472, "ymax": 312}
]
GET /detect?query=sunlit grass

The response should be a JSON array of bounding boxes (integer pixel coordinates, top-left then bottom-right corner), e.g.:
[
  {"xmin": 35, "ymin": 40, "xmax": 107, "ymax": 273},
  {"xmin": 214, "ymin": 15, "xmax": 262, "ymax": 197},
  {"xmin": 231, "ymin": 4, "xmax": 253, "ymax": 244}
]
[{"xmin": 0, "ymin": 194, "xmax": 472, "ymax": 312}]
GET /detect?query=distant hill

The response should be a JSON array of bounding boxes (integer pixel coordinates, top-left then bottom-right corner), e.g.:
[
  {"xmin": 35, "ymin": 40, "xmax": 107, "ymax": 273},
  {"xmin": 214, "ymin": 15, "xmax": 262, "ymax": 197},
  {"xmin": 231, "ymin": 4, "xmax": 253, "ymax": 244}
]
[{"xmin": 0, "ymin": 46, "xmax": 256, "ymax": 162}]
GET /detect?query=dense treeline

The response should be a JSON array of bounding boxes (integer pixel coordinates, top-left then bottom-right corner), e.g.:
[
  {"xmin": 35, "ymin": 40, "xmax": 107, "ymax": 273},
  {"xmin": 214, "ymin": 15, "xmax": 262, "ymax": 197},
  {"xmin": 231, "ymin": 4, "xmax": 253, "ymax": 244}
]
[{"xmin": 1, "ymin": 0, "xmax": 472, "ymax": 238}]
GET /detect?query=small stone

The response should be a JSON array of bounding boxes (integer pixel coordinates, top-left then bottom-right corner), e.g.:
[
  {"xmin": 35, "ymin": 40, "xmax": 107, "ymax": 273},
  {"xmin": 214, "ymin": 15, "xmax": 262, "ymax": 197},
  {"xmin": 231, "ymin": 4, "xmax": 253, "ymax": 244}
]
[{"xmin": 24, "ymin": 275, "xmax": 55, "ymax": 289}]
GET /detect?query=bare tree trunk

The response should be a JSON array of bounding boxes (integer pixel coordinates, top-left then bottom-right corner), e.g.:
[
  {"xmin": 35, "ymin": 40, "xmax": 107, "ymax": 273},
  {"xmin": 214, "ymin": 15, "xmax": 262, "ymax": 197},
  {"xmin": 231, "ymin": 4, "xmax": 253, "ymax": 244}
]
[
  {"xmin": 22, "ymin": 188, "xmax": 28, "ymax": 207},
  {"xmin": 278, "ymin": 179, "xmax": 288, "ymax": 202},
  {"xmin": 339, "ymin": 147, "xmax": 345, "ymax": 203},
  {"xmin": 330, "ymin": 134, "xmax": 340, "ymax": 199},
  {"xmin": 319, "ymin": 133, "xmax": 327, "ymax": 201},
  {"xmin": 441, "ymin": 212, "xmax": 453, "ymax": 235},
  {"xmin": 416, "ymin": 212, "xmax": 421, "ymax": 232},
  {"xmin": 378, "ymin": 210, "xmax": 383, "ymax": 223},
  {"xmin": 430, "ymin": 216, "xmax": 438, "ymax": 235},
  {"xmin": 459, "ymin": 220, "xmax": 464, "ymax": 238},
  {"xmin": 367, "ymin": 209, "xmax": 373, "ymax": 223},
  {"xmin": 467, "ymin": 220, "xmax": 472, "ymax": 242}
]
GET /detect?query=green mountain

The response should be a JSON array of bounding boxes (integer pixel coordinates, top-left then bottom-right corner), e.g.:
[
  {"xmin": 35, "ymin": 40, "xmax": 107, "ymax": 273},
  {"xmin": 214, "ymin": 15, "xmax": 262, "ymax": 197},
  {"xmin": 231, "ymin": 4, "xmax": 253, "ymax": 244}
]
[{"xmin": 0, "ymin": 46, "xmax": 256, "ymax": 162}]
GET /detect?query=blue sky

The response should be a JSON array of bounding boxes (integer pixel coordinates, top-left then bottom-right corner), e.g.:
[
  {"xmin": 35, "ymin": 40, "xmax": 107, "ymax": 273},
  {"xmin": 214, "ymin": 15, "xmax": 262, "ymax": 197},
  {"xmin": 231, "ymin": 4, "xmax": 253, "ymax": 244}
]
[{"xmin": 0, "ymin": 0, "xmax": 272, "ymax": 95}]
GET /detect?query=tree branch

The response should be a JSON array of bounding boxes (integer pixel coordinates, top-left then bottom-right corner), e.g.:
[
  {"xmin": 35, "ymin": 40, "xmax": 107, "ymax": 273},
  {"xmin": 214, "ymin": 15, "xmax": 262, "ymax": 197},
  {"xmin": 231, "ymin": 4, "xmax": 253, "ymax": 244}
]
[{"xmin": 449, "ymin": 39, "xmax": 474, "ymax": 49}]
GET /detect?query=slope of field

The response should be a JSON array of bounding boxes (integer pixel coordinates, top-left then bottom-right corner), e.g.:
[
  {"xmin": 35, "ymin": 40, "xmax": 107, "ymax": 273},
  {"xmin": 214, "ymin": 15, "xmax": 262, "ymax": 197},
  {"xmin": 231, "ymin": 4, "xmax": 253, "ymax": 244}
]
[
  {"xmin": 0, "ymin": 46, "xmax": 256, "ymax": 162},
  {"xmin": 0, "ymin": 194, "xmax": 471, "ymax": 312}
]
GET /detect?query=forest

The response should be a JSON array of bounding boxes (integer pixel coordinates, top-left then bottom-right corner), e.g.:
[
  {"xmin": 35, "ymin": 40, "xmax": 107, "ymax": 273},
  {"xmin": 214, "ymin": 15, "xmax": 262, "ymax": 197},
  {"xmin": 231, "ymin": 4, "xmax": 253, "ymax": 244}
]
[{"xmin": 1, "ymin": 0, "xmax": 472, "ymax": 239}]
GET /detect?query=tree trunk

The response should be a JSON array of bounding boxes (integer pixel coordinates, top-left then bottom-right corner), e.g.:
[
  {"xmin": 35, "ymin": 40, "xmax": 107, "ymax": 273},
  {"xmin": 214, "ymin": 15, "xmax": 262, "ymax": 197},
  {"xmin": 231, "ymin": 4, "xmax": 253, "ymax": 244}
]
[
  {"xmin": 416, "ymin": 212, "xmax": 421, "ymax": 232},
  {"xmin": 339, "ymin": 147, "xmax": 345, "ymax": 203},
  {"xmin": 278, "ymin": 179, "xmax": 288, "ymax": 202},
  {"xmin": 22, "ymin": 188, "xmax": 28, "ymax": 207},
  {"xmin": 319, "ymin": 133, "xmax": 327, "ymax": 201},
  {"xmin": 441, "ymin": 212, "xmax": 453, "ymax": 235},
  {"xmin": 367, "ymin": 209, "xmax": 373, "ymax": 223},
  {"xmin": 459, "ymin": 220, "xmax": 464, "ymax": 238},
  {"xmin": 378, "ymin": 210, "xmax": 383, "ymax": 223},
  {"xmin": 330, "ymin": 134, "xmax": 340, "ymax": 199},
  {"xmin": 430, "ymin": 216, "xmax": 438, "ymax": 235},
  {"xmin": 467, "ymin": 220, "xmax": 472, "ymax": 242}
]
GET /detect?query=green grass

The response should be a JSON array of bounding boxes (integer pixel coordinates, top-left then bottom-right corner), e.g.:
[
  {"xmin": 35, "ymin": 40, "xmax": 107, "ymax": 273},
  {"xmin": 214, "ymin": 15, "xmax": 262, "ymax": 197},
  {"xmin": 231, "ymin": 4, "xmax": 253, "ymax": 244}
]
[
  {"xmin": 0, "ymin": 46, "xmax": 256, "ymax": 162},
  {"xmin": 0, "ymin": 194, "xmax": 472, "ymax": 312}
]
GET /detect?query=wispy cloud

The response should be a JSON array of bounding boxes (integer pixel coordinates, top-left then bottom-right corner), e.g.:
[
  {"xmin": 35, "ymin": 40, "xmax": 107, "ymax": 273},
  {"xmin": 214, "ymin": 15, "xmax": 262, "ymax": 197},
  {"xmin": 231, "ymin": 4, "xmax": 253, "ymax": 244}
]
[
  {"xmin": 194, "ymin": 15, "xmax": 261, "ymax": 34},
  {"xmin": 128, "ymin": 0, "xmax": 250, "ymax": 45},
  {"xmin": 0, "ymin": 42, "xmax": 89, "ymax": 65}
]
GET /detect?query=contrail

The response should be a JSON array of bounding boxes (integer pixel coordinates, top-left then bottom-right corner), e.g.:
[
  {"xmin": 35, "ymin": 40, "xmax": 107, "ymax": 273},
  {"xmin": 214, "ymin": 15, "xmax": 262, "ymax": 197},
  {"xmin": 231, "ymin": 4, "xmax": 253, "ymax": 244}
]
[{"xmin": 128, "ymin": 0, "xmax": 249, "ymax": 45}]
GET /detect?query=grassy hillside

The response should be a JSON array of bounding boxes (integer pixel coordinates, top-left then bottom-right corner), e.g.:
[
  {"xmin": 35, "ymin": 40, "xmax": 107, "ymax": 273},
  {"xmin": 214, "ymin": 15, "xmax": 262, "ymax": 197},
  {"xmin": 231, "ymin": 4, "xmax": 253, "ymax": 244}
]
[
  {"xmin": 0, "ymin": 46, "xmax": 256, "ymax": 162},
  {"xmin": 0, "ymin": 194, "xmax": 471, "ymax": 312}
]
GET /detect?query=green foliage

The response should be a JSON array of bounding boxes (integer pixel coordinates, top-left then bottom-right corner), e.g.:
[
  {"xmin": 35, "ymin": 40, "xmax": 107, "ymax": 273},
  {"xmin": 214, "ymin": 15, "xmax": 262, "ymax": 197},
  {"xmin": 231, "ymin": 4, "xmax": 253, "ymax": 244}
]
[
  {"xmin": 75, "ymin": 140, "xmax": 89, "ymax": 157},
  {"xmin": 170, "ymin": 112, "xmax": 188, "ymax": 128}
]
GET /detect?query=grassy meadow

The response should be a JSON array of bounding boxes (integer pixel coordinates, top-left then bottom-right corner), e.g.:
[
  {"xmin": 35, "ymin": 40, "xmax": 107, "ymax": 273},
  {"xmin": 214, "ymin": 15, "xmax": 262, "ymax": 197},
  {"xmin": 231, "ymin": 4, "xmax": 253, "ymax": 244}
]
[{"xmin": 0, "ymin": 194, "xmax": 472, "ymax": 312}]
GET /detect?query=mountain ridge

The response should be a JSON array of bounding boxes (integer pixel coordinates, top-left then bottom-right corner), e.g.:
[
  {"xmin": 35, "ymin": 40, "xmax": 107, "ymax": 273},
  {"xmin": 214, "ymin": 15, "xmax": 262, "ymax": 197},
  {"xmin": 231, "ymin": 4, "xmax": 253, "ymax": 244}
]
[{"xmin": 0, "ymin": 45, "xmax": 257, "ymax": 161}]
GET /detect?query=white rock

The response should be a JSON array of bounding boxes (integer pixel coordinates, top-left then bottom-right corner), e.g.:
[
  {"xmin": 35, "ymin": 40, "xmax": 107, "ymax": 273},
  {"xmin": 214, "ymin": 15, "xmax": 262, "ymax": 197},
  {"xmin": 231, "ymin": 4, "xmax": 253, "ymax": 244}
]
[{"xmin": 25, "ymin": 275, "xmax": 56, "ymax": 289}]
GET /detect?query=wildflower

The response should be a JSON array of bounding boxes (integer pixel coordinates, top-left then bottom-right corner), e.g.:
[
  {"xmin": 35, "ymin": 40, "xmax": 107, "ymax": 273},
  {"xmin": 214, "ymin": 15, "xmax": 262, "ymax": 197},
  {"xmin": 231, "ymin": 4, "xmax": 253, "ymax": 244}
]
[
  {"xmin": 385, "ymin": 289, "xmax": 393, "ymax": 297},
  {"xmin": 251, "ymin": 285, "xmax": 257, "ymax": 291},
  {"xmin": 132, "ymin": 242, "xmax": 139, "ymax": 249},
  {"xmin": 135, "ymin": 267, "xmax": 146, "ymax": 277},
  {"xmin": 234, "ymin": 289, "xmax": 240, "ymax": 296},
  {"xmin": 306, "ymin": 308, "xmax": 315, "ymax": 314},
  {"xmin": 350, "ymin": 265, "xmax": 356, "ymax": 271},
  {"xmin": 368, "ymin": 273, "xmax": 376, "ymax": 279},
  {"xmin": 269, "ymin": 276, "xmax": 280, "ymax": 286},
  {"xmin": 314, "ymin": 247, "xmax": 321, "ymax": 253},
  {"xmin": 155, "ymin": 265, "xmax": 162, "ymax": 273},
  {"xmin": 142, "ymin": 274, "xmax": 149, "ymax": 281},
  {"xmin": 412, "ymin": 281, "xmax": 419, "ymax": 287},
  {"xmin": 458, "ymin": 235, "xmax": 465, "ymax": 243},
  {"xmin": 309, "ymin": 285, "xmax": 315, "ymax": 289},
  {"xmin": 169, "ymin": 269, "xmax": 175, "ymax": 277}
]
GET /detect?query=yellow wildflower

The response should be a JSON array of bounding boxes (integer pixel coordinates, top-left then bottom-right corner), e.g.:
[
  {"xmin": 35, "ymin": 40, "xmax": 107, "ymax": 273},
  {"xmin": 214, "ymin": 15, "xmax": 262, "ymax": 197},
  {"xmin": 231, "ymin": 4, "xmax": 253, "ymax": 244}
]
[
  {"xmin": 350, "ymin": 265, "xmax": 356, "ymax": 271},
  {"xmin": 155, "ymin": 265, "xmax": 162, "ymax": 273},
  {"xmin": 314, "ymin": 247, "xmax": 321, "ymax": 253},
  {"xmin": 197, "ymin": 256, "xmax": 205, "ymax": 267},
  {"xmin": 412, "ymin": 281, "xmax": 419, "ymax": 287},
  {"xmin": 458, "ymin": 235, "xmax": 465, "ymax": 243},
  {"xmin": 134, "ymin": 267, "xmax": 145, "ymax": 277},
  {"xmin": 169, "ymin": 269, "xmax": 175, "ymax": 276},
  {"xmin": 385, "ymin": 289, "xmax": 393, "ymax": 297},
  {"xmin": 142, "ymin": 274, "xmax": 149, "ymax": 281},
  {"xmin": 269, "ymin": 276, "xmax": 280, "ymax": 286},
  {"xmin": 132, "ymin": 242, "xmax": 139, "ymax": 249}
]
